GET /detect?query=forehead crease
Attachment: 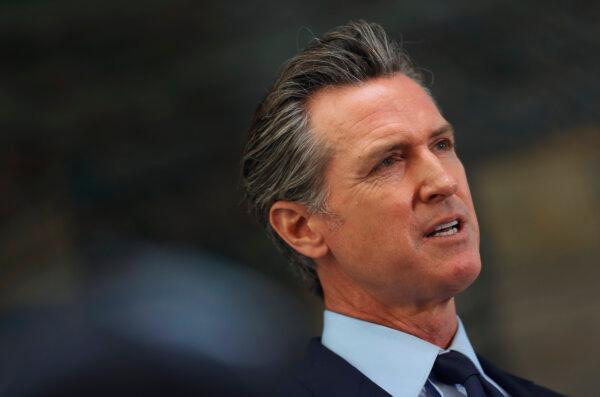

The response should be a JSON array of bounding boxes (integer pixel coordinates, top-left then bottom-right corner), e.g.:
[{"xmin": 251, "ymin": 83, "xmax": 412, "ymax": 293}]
[
  {"xmin": 308, "ymin": 76, "xmax": 441, "ymax": 152},
  {"xmin": 346, "ymin": 107, "xmax": 402, "ymax": 130},
  {"xmin": 331, "ymin": 106, "xmax": 404, "ymax": 146},
  {"xmin": 360, "ymin": 130, "xmax": 407, "ymax": 154}
]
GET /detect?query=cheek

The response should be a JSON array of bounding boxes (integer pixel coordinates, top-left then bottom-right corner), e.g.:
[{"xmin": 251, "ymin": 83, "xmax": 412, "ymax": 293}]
[
  {"xmin": 325, "ymin": 211, "xmax": 417, "ymax": 273},
  {"xmin": 453, "ymin": 165, "xmax": 478, "ymax": 220},
  {"xmin": 459, "ymin": 182, "xmax": 480, "ymax": 235},
  {"xmin": 324, "ymin": 181, "xmax": 417, "ymax": 264},
  {"xmin": 344, "ymin": 202, "xmax": 415, "ymax": 250}
]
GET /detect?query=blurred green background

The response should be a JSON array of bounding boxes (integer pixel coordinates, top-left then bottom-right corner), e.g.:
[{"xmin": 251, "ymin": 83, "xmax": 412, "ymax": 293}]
[{"xmin": 1, "ymin": 0, "xmax": 598, "ymax": 395}]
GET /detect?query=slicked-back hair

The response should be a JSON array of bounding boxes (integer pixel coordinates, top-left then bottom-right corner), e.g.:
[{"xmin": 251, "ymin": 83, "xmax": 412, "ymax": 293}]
[{"xmin": 241, "ymin": 20, "xmax": 424, "ymax": 296}]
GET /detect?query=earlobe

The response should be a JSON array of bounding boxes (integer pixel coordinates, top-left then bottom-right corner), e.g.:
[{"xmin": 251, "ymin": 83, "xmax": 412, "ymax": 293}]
[{"xmin": 269, "ymin": 201, "xmax": 329, "ymax": 259}]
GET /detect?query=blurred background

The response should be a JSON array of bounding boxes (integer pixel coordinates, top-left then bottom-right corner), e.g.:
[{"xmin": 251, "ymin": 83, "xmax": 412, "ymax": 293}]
[{"xmin": 1, "ymin": 0, "xmax": 598, "ymax": 395}]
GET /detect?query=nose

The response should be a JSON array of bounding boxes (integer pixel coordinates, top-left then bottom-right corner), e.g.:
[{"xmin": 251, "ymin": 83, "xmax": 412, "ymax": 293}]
[{"xmin": 417, "ymin": 153, "xmax": 458, "ymax": 203}]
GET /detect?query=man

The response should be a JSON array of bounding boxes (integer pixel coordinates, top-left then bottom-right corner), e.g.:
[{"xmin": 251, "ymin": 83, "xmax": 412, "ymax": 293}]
[{"xmin": 242, "ymin": 21, "xmax": 563, "ymax": 397}]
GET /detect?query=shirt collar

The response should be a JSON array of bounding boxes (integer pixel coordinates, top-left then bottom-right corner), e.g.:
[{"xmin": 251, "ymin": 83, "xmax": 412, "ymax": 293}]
[
  {"xmin": 321, "ymin": 310, "xmax": 480, "ymax": 397},
  {"xmin": 445, "ymin": 316, "xmax": 485, "ymax": 375}
]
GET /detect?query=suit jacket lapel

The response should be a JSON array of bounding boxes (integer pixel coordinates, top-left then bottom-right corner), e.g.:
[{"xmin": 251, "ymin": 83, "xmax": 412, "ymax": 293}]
[
  {"xmin": 478, "ymin": 354, "xmax": 565, "ymax": 397},
  {"xmin": 478, "ymin": 355, "xmax": 533, "ymax": 397},
  {"xmin": 297, "ymin": 338, "xmax": 391, "ymax": 397}
]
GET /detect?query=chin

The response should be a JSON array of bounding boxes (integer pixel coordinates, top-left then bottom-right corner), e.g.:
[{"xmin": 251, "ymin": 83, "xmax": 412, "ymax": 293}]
[{"xmin": 442, "ymin": 256, "xmax": 482, "ymax": 297}]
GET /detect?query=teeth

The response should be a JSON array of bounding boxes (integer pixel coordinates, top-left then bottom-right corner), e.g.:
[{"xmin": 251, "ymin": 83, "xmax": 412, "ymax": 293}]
[
  {"xmin": 434, "ymin": 219, "xmax": 458, "ymax": 231},
  {"xmin": 431, "ymin": 227, "xmax": 458, "ymax": 237}
]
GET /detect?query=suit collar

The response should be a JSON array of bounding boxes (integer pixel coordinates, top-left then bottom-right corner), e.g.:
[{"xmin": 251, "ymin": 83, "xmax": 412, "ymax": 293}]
[
  {"xmin": 298, "ymin": 338, "xmax": 391, "ymax": 397},
  {"xmin": 478, "ymin": 355, "xmax": 537, "ymax": 397}
]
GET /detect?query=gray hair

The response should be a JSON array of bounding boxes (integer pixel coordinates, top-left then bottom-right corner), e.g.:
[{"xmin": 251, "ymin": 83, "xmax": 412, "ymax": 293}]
[{"xmin": 241, "ymin": 20, "xmax": 424, "ymax": 296}]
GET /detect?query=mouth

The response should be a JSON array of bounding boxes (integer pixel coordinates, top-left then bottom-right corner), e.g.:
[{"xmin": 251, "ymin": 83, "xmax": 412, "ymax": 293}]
[{"xmin": 425, "ymin": 218, "xmax": 463, "ymax": 238}]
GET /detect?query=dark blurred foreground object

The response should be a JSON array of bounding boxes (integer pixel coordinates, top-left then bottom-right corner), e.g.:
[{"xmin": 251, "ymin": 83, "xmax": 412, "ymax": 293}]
[
  {"xmin": 0, "ymin": 245, "xmax": 313, "ymax": 396},
  {"xmin": 1, "ymin": 309, "xmax": 247, "ymax": 396}
]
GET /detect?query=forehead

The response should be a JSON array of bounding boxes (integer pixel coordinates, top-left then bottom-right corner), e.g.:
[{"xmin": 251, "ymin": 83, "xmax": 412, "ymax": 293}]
[{"xmin": 306, "ymin": 74, "xmax": 445, "ymax": 151}]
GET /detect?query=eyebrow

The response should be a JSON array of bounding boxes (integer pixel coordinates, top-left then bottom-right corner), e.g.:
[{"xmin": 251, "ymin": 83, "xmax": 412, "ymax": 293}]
[
  {"xmin": 430, "ymin": 123, "xmax": 455, "ymax": 139},
  {"xmin": 361, "ymin": 123, "xmax": 455, "ymax": 163}
]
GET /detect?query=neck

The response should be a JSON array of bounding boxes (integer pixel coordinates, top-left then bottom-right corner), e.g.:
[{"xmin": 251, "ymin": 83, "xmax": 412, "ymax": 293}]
[{"xmin": 320, "ymin": 269, "xmax": 459, "ymax": 349}]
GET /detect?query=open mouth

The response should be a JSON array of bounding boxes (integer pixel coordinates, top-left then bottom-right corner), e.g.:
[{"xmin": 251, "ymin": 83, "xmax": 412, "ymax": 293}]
[{"xmin": 426, "ymin": 219, "xmax": 462, "ymax": 238}]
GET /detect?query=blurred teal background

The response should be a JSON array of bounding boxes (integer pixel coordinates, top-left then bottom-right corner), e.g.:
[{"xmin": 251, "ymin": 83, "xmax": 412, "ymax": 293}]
[{"xmin": 0, "ymin": 1, "xmax": 598, "ymax": 395}]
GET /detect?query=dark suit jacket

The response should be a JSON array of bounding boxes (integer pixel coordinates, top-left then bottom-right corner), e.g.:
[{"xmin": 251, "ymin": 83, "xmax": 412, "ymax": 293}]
[{"xmin": 279, "ymin": 338, "xmax": 565, "ymax": 397}]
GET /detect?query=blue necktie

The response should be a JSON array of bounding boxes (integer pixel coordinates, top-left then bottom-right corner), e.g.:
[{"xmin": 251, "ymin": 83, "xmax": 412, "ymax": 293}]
[{"xmin": 432, "ymin": 350, "xmax": 504, "ymax": 397}]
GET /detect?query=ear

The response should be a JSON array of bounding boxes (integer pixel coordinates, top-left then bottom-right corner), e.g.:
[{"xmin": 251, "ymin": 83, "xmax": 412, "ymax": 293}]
[{"xmin": 269, "ymin": 200, "xmax": 329, "ymax": 259}]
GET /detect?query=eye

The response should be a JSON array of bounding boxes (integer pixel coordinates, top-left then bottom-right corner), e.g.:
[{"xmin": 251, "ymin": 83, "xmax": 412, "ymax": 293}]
[
  {"xmin": 372, "ymin": 154, "xmax": 403, "ymax": 173},
  {"xmin": 380, "ymin": 157, "xmax": 396, "ymax": 167},
  {"xmin": 434, "ymin": 138, "xmax": 453, "ymax": 151}
]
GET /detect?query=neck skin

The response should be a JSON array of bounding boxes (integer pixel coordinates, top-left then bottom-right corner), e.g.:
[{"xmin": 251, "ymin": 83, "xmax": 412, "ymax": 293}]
[{"xmin": 318, "ymin": 263, "xmax": 459, "ymax": 349}]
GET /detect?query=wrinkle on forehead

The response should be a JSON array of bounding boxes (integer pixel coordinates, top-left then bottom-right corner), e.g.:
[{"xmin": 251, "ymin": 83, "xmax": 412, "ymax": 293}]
[{"xmin": 306, "ymin": 75, "xmax": 439, "ymax": 152}]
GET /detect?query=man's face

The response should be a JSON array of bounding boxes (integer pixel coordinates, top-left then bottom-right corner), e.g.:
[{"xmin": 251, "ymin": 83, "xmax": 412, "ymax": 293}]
[{"xmin": 308, "ymin": 74, "xmax": 481, "ymax": 305}]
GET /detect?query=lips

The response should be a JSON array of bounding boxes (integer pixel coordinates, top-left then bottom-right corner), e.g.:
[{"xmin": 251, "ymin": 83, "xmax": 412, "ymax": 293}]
[{"xmin": 425, "ymin": 217, "xmax": 464, "ymax": 238}]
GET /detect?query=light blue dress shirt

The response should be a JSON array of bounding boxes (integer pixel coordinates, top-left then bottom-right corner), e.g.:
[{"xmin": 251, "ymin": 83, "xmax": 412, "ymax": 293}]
[{"xmin": 321, "ymin": 310, "xmax": 509, "ymax": 397}]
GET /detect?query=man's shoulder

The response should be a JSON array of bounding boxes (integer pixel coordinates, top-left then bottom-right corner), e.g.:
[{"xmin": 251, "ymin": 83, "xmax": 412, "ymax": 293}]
[
  {"xmin": 276, "ymin": 337, "xmax": 390, "ymax": 397},
  {"xmin": 477, "ymin": 354, "xmax": 566, "ymax": 397}
]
